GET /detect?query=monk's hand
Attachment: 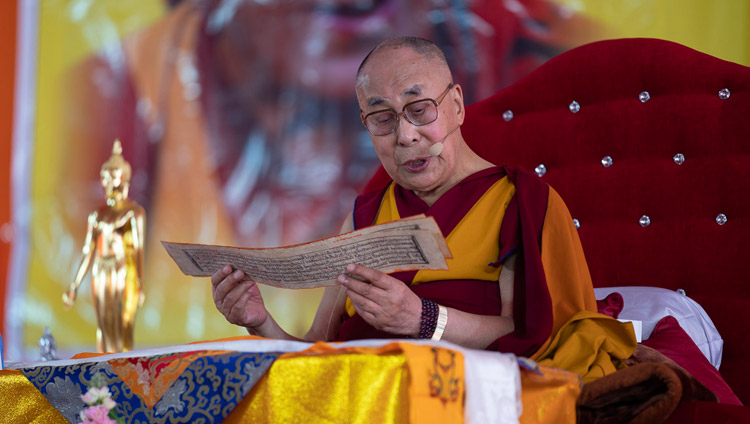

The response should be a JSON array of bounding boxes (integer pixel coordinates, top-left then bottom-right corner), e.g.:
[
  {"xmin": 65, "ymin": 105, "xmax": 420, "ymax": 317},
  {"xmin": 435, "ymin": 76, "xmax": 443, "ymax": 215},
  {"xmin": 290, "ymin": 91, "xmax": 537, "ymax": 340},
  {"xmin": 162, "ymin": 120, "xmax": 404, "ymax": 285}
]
[
  {"xmin": 211, "ymin": 264, "xmax": 268, "ymax": 329},
  {"xmin": 338, "ymin": 263, "xmax": 421, "ymax": 336}
]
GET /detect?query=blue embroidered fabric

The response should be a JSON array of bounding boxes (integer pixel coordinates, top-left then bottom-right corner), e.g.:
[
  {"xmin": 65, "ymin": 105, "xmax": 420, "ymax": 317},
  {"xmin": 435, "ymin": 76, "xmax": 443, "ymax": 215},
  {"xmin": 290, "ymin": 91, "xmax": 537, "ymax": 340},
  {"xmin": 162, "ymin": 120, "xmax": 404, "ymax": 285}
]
[{"xmin": 22, "ymin": 351, "xmax": 279, "ymax": 423}]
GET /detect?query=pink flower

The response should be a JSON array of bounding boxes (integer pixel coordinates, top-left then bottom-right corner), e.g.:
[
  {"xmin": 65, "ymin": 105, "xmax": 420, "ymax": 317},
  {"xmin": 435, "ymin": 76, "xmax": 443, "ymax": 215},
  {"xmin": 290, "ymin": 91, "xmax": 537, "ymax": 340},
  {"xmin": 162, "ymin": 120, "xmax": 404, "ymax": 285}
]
[{"xmin": 78, "ymin": 404, "xmax": 116, "ymax": 424}]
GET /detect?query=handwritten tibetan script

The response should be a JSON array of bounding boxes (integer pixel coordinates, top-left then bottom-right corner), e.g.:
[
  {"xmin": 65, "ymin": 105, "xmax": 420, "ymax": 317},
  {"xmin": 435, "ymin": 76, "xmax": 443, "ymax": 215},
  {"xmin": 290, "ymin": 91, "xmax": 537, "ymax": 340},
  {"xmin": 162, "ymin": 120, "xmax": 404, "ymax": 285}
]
[{"xmin": 162, "ymin": 215, "xmax": 451, "ymax": 289}]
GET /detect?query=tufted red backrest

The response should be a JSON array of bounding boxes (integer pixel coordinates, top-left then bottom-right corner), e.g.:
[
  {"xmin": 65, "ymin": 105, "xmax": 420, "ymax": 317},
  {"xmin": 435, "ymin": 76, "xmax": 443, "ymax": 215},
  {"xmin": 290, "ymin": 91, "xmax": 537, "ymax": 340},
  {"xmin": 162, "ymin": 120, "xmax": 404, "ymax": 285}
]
[
  {"xmin": 363, "ymin": 38, "xmax": 750, "ymax": 401},
  {"xmin": 463, "ymin": 37, "xmax": 750, "ymax": 293}
]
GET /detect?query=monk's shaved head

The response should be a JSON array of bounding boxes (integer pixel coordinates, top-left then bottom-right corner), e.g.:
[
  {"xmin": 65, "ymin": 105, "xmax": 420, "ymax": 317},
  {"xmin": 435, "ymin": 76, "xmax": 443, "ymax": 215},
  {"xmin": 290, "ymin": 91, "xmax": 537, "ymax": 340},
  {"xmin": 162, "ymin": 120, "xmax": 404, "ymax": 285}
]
[{"xmin": 355, "ymin": 37, "xmax": 452, "ymax": 90}]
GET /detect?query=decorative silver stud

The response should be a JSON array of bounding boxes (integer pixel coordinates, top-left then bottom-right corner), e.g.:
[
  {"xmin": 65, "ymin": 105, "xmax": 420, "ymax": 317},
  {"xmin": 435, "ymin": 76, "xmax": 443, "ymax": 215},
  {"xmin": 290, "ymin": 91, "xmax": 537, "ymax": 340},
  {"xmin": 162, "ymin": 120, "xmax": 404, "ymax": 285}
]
[
  {"xmin": 601, "ymin": 156, "xmax": 613, "ymax": 168},
  {"xmin": 676, "ymin": 288, "xmax": 687, "ymax": 296},
  {"xmin": 569, "ymin": 101, "xmax": 580, "ymax": 113},
  {"xmin": 673, "ymin": 153, "xmax": 685, "ymax": 165},
  {"xmin": 718, "ymin": 88, "xmax": 731, "ymax": 100},
  {"xmin": 534, "ymin": 164, "xmax": 547, "ymax": 177},
  {"xmin": 716, "ymin": 213, "xmax": 727, "ymax": 225},
  {"xmin": 639, "ymin": 91, "xmax": 651, "ymax": 103},
  {"xmin": 502, "ymin": 110, "xmax": 514, "ymax": 122},
  {"xmin": 639, "ymin": 215, "xmax": 651, "ymax": 227},
  {"xmin": 573, "ymin": 218, "xmax": 580, "ymax": 229}
]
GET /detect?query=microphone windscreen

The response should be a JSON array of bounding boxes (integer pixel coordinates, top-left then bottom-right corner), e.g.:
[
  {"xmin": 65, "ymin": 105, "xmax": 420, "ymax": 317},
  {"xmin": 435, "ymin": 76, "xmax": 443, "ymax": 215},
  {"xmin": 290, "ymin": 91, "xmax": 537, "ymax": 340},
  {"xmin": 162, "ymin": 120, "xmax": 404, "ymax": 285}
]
[{"xmin": 429, "ymin": 142, "xmax": 444, "ymax": 157}]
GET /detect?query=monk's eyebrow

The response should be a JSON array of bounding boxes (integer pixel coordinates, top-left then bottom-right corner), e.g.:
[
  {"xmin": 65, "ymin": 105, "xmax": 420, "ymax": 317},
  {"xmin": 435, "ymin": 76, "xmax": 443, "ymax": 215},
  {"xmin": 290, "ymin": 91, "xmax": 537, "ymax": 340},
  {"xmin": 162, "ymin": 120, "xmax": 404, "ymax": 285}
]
[
  {"xmin": 403, "ymin": 85, "xmax": 423, "ymax": 97},
  {"xmin": 368, "ymin": 97, "xmax": 387, "ymax": 108},
  {"xmin": 366, "ymin": 85, "xmax": 424, "ymax": 108}
]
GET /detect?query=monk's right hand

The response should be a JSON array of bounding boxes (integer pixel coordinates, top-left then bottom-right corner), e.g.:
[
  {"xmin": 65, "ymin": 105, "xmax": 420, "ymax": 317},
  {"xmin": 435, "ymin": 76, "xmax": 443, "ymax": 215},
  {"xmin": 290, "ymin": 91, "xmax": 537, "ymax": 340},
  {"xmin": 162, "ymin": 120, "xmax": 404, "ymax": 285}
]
[{"xmin": 211, "ymin": 265, "xmax": 268, "ymax": 329}]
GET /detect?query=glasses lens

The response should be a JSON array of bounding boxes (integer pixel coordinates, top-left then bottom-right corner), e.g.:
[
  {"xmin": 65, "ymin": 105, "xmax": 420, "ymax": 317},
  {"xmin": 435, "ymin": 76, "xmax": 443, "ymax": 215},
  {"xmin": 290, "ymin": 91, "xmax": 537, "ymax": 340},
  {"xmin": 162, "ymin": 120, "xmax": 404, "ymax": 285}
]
[
  {"xmin": 405, "ymin": 100, "xmax": 438, "ymax": 126},
  {"xmin": 366, "ymin": 111, "xmax": 398, "ymax": 135}
]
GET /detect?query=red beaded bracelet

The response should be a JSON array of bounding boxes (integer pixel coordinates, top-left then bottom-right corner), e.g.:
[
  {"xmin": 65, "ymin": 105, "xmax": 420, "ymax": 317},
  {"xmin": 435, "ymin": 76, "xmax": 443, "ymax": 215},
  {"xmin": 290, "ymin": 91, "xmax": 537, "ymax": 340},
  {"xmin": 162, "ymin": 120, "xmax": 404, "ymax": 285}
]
[{"xmin": 419, "ymin": 298, "xmax": 439, "ymax": 339}]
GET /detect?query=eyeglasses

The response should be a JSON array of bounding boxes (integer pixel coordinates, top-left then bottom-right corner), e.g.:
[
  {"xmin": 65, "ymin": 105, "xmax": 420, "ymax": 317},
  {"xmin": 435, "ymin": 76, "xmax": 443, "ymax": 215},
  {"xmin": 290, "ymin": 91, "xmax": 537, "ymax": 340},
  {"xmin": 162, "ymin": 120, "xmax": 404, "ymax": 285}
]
[{"xmin": 362, "ymin": 84, "xmax": 454, "ymax": 136}]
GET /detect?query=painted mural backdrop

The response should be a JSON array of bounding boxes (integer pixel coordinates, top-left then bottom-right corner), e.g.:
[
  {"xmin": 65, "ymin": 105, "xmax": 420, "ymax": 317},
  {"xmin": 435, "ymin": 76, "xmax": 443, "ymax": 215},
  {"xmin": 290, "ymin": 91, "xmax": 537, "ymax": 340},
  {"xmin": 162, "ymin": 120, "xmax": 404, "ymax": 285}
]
[{"xmin": 2, "ymin": 0, "xmax": 748, "ymax": 360}]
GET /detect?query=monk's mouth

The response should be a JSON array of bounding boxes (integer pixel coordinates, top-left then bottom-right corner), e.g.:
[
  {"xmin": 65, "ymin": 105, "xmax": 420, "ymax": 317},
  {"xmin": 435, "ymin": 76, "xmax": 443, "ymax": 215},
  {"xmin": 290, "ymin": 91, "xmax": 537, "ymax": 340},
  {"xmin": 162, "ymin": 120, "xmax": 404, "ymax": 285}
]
[{"xmin": 402, "ymin": 157, "xmax": 430, "ymax": 172}]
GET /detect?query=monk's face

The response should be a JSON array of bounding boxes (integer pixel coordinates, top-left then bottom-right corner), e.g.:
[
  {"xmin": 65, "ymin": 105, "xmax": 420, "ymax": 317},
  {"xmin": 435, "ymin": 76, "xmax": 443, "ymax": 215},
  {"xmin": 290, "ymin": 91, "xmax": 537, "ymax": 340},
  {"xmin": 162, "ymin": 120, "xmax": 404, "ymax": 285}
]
[{"xmin": 356, "ymin": 47, "xmax": 465, "ymax": 194}]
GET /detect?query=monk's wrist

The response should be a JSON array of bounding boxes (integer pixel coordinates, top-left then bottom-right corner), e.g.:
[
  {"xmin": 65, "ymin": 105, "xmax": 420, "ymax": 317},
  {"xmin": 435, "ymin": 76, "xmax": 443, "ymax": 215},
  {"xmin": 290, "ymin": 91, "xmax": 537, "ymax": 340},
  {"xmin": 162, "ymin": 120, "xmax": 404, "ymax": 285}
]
[
  {"xmin": 418, "ymin": 298, "xmax": 439, "ymax": 339},
  {"xmin": 244, "ymin": 313, "xmax": 271, "ymax": 336}
]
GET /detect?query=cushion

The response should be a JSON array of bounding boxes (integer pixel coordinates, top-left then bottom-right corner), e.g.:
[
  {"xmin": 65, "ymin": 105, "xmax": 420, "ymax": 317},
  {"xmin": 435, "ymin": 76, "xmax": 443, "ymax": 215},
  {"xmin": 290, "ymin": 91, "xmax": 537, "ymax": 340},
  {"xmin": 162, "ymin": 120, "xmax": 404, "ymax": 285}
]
[
  {"xmin": 642, "ymin": 316, "xmax": 740, "ymax": 405},
  {"xmin": 595, "ymin": 286, "xmax": 723, "ymax": 369}
]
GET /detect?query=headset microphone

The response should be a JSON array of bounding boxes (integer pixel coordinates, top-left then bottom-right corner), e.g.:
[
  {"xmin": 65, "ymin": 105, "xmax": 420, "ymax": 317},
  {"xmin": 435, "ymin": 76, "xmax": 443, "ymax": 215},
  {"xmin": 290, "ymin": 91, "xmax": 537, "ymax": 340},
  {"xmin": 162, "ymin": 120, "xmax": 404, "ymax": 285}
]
[
  {"xmin": 428, "ymin": 142, "xmax": 444, "ymax": 157},
  {"xmin": 429, "ymin": 125, "xmax": 460, "ymax": 157}
]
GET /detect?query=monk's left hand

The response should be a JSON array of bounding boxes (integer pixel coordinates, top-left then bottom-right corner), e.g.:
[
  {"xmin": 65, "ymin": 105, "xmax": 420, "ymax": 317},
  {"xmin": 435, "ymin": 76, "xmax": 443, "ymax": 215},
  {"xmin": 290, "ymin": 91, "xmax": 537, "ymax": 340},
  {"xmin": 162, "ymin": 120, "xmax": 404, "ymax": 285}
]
[{"xmin": 338, "ymin": 263, "xmax": 422, "ymax": 336}]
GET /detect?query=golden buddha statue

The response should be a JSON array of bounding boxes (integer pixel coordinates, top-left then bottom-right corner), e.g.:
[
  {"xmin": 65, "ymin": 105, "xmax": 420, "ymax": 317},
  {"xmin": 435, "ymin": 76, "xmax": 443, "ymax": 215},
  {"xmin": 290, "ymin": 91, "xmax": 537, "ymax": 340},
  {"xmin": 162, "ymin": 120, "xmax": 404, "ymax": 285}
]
[{"xmin": 63, "ymin": 140, "xmax": 146, "ymax": 353}]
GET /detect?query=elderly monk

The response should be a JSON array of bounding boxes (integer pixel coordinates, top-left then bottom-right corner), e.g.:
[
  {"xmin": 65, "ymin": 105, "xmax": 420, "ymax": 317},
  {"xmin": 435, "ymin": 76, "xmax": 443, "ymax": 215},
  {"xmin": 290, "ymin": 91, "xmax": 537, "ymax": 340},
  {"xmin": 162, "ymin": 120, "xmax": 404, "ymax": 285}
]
[{"xmin": 211, "ymin": 37, "xmax": 636, "ymax": 381}]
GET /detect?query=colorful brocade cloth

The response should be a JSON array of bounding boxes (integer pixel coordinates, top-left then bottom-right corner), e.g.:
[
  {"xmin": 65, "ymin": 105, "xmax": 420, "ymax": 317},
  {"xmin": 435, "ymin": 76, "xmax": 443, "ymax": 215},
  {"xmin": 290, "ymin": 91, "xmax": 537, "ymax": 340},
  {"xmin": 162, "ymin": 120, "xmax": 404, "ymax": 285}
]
[
  {"xmin": 1, "ymin": 340, "xmax": 468, "ymax": 424},
  {"xmin": 0, "ymin": 338, "xmax": 582, "ymax": 423},
  {"xmin": 17, "ymin": 349, "xmax": 278, "ymax": 423}
]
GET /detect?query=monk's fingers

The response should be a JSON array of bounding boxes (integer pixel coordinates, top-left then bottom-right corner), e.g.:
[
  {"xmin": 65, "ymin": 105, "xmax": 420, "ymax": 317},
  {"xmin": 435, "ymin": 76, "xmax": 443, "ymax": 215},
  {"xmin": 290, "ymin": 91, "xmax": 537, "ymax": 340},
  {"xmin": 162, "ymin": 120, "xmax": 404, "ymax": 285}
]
[
  {"xmin": 343, "ymin": 264, "xmax": 393, "ymax": 290},
  {"xmin": 213, "ymin": 269, "xmax": 249, "ymax": 306},
  {"xmin": 338, "ymin": 273, "xmax": 386, "ymax": 301},
  {"xmin": 218, "ymin": 280, "xmax": 252, "ymax": 313},
  {"xmin": 345, "ymin": 288, "xmax": 381, "ymax": 317},
  {"xmin": 211, "ymin": 264, "xmax": 235, "ymax": 286},
  {"xmin": 225, "ymin": 284, "xmax": 254, "ymax": 321}
]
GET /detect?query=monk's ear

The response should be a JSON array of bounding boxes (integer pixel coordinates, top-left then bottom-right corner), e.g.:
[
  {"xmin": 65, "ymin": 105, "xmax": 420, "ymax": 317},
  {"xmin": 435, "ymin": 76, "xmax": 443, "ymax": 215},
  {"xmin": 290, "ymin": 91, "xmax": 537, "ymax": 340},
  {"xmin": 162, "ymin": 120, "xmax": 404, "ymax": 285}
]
[{"xmin": 451, "ymin": 84, "xmax": 465, "ymax": 124}]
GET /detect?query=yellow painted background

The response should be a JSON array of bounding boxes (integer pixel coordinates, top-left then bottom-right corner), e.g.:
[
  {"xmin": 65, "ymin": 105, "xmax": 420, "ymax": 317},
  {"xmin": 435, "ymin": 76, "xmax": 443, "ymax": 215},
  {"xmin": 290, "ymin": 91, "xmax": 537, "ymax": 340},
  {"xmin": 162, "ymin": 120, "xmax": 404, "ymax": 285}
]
[{"xmin": 556, "ymin": 0, "xmax": 749, "ymax": 65}]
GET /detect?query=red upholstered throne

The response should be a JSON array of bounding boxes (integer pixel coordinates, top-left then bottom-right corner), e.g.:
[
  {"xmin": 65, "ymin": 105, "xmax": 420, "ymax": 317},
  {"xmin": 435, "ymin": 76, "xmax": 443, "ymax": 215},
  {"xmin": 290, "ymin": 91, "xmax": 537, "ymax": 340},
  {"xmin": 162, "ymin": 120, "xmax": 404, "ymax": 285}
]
[{"xmin": 364, "ymin": 38, "xmax": 750, "ymax": 417}]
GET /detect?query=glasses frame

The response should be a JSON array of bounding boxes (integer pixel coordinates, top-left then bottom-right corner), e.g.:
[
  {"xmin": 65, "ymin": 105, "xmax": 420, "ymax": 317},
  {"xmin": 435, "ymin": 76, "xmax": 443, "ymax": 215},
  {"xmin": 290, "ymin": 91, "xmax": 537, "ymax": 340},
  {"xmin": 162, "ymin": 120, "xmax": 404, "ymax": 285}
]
[{"xmin": 361, "ymin": 83, "xmax": 455, "ymax": 136}]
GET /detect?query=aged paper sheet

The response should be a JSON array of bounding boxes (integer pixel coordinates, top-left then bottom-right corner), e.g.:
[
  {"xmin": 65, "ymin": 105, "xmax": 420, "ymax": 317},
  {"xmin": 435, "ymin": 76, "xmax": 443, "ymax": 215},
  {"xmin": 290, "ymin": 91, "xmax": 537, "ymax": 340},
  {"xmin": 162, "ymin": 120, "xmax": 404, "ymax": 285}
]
[{"xmin": 162, "ymin": 215, "xmax": 451, "ymax": 289}]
